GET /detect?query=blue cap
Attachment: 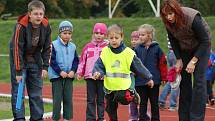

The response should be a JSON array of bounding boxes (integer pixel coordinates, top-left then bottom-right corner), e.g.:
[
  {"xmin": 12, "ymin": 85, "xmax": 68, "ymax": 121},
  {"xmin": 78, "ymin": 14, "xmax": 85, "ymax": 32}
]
[{"xmin": 59, "ymin": 20, "xmax": 73, "ymax": 33}]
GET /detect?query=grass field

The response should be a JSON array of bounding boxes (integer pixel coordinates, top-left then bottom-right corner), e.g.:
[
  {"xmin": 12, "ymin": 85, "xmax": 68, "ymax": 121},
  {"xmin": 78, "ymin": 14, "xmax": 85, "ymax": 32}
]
[
  {"xmin": 0, "ymin": 17, "xmax": 215, "ymax": 83},
  {"xmin": 0, "ymin": 97, "xmax": 52, "ymax": 119}
]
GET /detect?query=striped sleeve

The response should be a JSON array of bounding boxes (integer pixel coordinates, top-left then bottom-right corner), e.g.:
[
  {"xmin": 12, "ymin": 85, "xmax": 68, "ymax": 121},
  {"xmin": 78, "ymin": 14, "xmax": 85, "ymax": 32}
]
[{"xmin": 13, "ymin": 24, "xmax": 25, "ymax": 76}]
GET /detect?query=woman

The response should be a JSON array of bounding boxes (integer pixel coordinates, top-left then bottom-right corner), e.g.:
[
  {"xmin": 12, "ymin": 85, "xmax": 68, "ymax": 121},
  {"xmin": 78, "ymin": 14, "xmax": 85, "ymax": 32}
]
[{"xmin": 160, "ymin": 0, "xmax": 211, "ymax": 121}]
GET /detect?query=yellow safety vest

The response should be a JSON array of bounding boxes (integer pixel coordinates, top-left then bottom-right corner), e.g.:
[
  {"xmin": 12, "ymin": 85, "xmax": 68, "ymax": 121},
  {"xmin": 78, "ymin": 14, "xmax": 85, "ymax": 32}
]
[{"xmin": 100, "ymin": 46, "xmax": 135, "ymax": 90}]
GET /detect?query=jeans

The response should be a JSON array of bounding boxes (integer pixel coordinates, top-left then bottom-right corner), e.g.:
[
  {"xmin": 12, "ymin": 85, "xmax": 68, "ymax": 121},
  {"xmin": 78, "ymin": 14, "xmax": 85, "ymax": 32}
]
[
  {"xmin": 159, "ymin": 82, "xmax": 179, "ymax": 108},
  {"xmin": 10, "ymin": 62, "xmax": 44, "ymax": 121}
]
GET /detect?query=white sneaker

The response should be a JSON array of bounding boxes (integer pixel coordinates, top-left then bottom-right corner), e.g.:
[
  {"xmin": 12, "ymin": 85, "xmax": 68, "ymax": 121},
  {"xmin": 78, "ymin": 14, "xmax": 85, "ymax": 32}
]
[{"xmin": 168, "ymin": 107, "xmax": 177, "ymax": 112}]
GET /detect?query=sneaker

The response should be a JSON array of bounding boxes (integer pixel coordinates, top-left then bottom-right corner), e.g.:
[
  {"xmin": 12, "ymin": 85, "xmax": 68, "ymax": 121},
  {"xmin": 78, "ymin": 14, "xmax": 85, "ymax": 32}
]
[
  {"xmin": 133, "ymin": 92, "xmax": 141, "ymax": 105},
  {"xmin": 159, "ymin": 102, "xmax": 166, "ymax": 110},
  {"xmin": 168, "ymin": 107, "xmax": 177, "ymax": 112},
  {"xmin": 210, "ymin": 97, "xmax": 215, "ymax": 105}
]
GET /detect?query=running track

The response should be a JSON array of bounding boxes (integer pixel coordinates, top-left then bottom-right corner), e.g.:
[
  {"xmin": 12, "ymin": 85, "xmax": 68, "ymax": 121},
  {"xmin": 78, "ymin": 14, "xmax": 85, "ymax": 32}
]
[{"xmin": 0, "ymin": 83, "xmax": 214, "ymax": 121}]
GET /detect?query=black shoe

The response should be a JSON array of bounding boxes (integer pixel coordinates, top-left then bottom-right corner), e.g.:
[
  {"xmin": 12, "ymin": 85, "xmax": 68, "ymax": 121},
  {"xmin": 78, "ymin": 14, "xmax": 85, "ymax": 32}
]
[{"xmin": 159, "ymin": 102, "xmax": 166, "ymax": 110}]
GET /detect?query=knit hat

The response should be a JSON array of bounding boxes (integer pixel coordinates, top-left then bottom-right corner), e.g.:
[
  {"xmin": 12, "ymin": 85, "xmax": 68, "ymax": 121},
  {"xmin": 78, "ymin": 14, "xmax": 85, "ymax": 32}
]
[
  {"xmin": 59, "ymin": 20, "xmax": 73, "ymax": 33},
  {"xmin": 131, "ymin": 31, "xmax": 139, "ymax": 39},
  {"xmin": 93, "ymin": 23, "xmax": 107, "ymax": 34}
]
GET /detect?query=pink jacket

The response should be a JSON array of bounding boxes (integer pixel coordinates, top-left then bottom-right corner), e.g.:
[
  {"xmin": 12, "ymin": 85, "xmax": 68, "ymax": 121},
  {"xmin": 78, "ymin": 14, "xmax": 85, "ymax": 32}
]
[{"xmin": 77, "ymin": 39, "xmax": 108, "ymax": 79}]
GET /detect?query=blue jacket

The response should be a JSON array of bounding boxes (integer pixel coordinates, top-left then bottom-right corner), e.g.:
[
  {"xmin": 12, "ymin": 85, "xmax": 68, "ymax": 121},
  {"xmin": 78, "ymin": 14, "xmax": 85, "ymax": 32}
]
[
  {"xmin": 206, "ymin": 52, "xmax": 215, "ymax": 81},
  {"xmin": 134, "ymin": 41, "xmax": 167, "ymax": 86},
  {"xmin": 48, "ymin": 37, "xmax": 79, "ymax": 79},
  {"xmin": 93, "ymin": 42, "xmax": 153, "ymax": 84}
]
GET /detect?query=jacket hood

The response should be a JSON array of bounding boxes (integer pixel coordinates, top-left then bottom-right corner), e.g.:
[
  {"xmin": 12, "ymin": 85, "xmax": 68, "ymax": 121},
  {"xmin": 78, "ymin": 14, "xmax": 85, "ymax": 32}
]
[
  {"xmin": 17, "ymin": 14, "xmax": 49, "ymax": 27},
  {"xmin": 91, "ymin": 38, "xmax": 107, "ymax": 45},
  {"xmin": 140, "ymin": 41, "xmax": 159, "ymax": 48}
]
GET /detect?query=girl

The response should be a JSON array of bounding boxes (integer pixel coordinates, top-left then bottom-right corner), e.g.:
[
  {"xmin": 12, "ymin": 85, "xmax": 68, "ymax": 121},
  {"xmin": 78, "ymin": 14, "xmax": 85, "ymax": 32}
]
[{"xmin": 77, "ymin": 23, "xmax": 108, "ymax": 121}]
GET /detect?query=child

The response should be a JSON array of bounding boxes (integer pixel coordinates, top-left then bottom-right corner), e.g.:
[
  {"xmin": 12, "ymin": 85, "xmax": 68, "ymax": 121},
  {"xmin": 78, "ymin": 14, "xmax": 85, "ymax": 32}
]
[
  {"xmin": 9, "ymin": 1, "xmax": 51, "ymax": 120},
  {"xmin": 206, "ymin": 50, "xmax": 215, "ymax": 105},
  {"xmin": 77, "ymin": 23, "xmax": 108, "ymax": 121},
  {"xmin": 93, "ymin": 24, "xmax": 154, "ymax": 121},
  {"xmin": 129, "ymin": 31, "xmax": 140, "ymax": 121},
  {"xmin": 130, "ymin": 31, "xmax": 140, "ymax": 49},
  {"xmin": 48, "ymin": 20, "xmax": 79, "ymax": 121},
  {"xmin": 159, "ymin": 41, "xmax": 180, "ymax": 111},
  {"xmin": 134, "ymin": 24, "xmax": 168, "ymax": 121}
]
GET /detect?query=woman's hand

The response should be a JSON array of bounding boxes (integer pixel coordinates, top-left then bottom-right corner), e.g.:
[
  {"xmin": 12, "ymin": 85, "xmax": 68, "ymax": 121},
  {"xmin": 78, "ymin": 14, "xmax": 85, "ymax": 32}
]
[
  {"xmin": 186, "ymin": 57, "xmax": 198, "ymax": 73},
  {"xmin": 175, "ymin": 59, "xmax": 183, "ymax": 73},
  {"xmin": 186, "ymin": 62, "xmax": 196, "ymax": 73}
]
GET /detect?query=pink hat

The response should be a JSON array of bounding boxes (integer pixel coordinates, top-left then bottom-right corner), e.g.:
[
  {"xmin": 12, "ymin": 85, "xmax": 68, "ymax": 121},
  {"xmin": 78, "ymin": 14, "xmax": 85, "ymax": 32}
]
[
  {"xmin": 131, "ymin": 31, "xmax": 139, "ymax": 39},
  {"xmin": 93, "ymin": 23, "xmax": 107, "ymax": 34}
]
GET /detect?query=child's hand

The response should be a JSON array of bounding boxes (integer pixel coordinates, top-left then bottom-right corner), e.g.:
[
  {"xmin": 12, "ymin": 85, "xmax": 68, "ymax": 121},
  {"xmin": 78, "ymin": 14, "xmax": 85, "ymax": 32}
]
[
  {"xmin": 16, "ymin": 76, "xmax": 22, "ymax": 83},
  {"xmin": 175, "ymin": 59, "xmax": 183, "ymax": 73},
  {"xmin": 42, "ymin": 70, "xmax": 48, "ymax": 79},
  {"xmin": 68, "ymin": 71, "xmax": 75, "ymax": 78},
  {"xmin": 161, "ymin": 80, "xmax": 167, "ymax": 85},
  {"xmin": 77, "ymin": 75, "xmax": 82, "ymax": 81},
  {"xmin": 92, "ymin": 72, "xmax": 101, "ymax": 80},
  {"xmin": 147, "ymin": 80, "xmax": 154, "ymax": 88},
  {"xmin": 60, "ymin": 71, "xmax": 68, "ymax": 78}
]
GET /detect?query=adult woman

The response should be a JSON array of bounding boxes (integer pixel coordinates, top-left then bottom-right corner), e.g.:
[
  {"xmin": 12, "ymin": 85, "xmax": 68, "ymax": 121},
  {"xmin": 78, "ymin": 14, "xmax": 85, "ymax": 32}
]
[{"xmin": 160, "ymin": 0, "xmax": 211, "ymax": 121}]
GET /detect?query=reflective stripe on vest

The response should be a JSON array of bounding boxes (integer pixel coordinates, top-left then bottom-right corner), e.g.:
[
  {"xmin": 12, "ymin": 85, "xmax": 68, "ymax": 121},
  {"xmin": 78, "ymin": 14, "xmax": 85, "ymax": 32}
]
[
  {"xmin": 100, "ymin": 46, "xmax": 135, "ymax": 90},
  {"xmin": 106, "ymin": 72, "xmax": 130, "ymax": 79}
]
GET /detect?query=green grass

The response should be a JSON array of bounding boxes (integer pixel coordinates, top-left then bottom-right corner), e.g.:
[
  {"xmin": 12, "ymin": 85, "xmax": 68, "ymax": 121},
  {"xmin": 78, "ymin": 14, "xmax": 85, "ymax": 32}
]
[
  {"xmin": 0, "ymin": 97, "xmax": 52, "ymax": 119},
  {"xmin": 1, "ymin": 17, "xmax": 215, "ymax": 84}
]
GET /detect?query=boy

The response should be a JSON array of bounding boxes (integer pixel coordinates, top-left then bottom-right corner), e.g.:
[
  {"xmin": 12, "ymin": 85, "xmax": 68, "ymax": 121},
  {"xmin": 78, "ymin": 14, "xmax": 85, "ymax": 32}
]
[
  {"xmin": 93, "ymin": 24, "xmax": 154, "ymax": 121},
  {"xmin": 9, "ymin": 0, "xmax": 51, "ymax": 120},
  {"xmin": 48, "ymin": 20, "xmax": 79, "ymax": 121}
]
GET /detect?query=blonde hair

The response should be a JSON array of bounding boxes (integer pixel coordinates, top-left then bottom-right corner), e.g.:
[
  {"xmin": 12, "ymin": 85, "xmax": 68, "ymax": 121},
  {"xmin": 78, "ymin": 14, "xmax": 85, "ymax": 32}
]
[
  {"xmin": 138, "ymin": 24, "xmax": 155, "ymax": 40},
  {"xmin": 28, "ymin": 0, "xmax": 45, "ymax": 12},
  {"xmin": 107, "ymin": 24, "xmax": 123, "ymax": 36}
]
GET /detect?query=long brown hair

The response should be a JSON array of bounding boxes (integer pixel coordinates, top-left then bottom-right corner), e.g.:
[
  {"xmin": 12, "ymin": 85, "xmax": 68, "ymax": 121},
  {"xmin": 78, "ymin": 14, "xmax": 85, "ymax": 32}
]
[{"xmin": 160, "ymin": 0, "xmax": 185, "ymax": 30}]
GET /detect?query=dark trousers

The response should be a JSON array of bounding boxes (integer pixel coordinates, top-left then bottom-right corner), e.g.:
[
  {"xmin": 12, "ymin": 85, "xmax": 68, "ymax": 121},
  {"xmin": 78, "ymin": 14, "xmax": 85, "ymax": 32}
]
[
  {"xmin": 207, "ymin": 80, "xmax": 214, "ymax": 100},
  {"xmin": 178, "ymin": 51, "xmax": 209, "ymax": 121},
  {"xmin": 136, "ymin": 85, "xmax": 160, "ymax": 121},
  {"xmin": 86, "ymin": 79, "xmax": 105, "ymax": 121},
  {"xmin": 51, "ymin": 78, "xmax": 73, "ymax": 120},
  {"xmin": 10, "ymin": 61, "xmax": 44, "ymax": 121},
  {"xmin": 105, "ymin": 92, "xmax": 118, "ymax": 121}
]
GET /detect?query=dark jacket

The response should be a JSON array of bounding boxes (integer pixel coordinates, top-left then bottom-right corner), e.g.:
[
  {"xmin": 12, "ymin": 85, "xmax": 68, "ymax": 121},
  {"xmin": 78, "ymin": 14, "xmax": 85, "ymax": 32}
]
[
  {"xmin": 134, "ymin": 41, "xmax": 167, "ymax": 85},
  {"xmin": 10, "ymin": 14, "xmax": 52, "ymax": 76},
  {"xmin": 168, "ymin": 7, "xmax": 211, "ymax": 59},
  {"xmin": 93, "ymin": 42, "xmax": 153, "ymax": 82}
]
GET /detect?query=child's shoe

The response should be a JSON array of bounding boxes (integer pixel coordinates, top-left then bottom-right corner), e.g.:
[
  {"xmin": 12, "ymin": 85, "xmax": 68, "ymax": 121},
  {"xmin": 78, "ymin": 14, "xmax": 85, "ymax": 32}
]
[
  {"xmin": 168, "ymin": 107, "xmax": 177, "ymax": 112},
  {"xmin": 159, "ymin": 102, "xmax": 166, "ymax": 110},
  {"xmin": 210, "ymin": 97, "xmax": 215, "ymax": 105}
]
